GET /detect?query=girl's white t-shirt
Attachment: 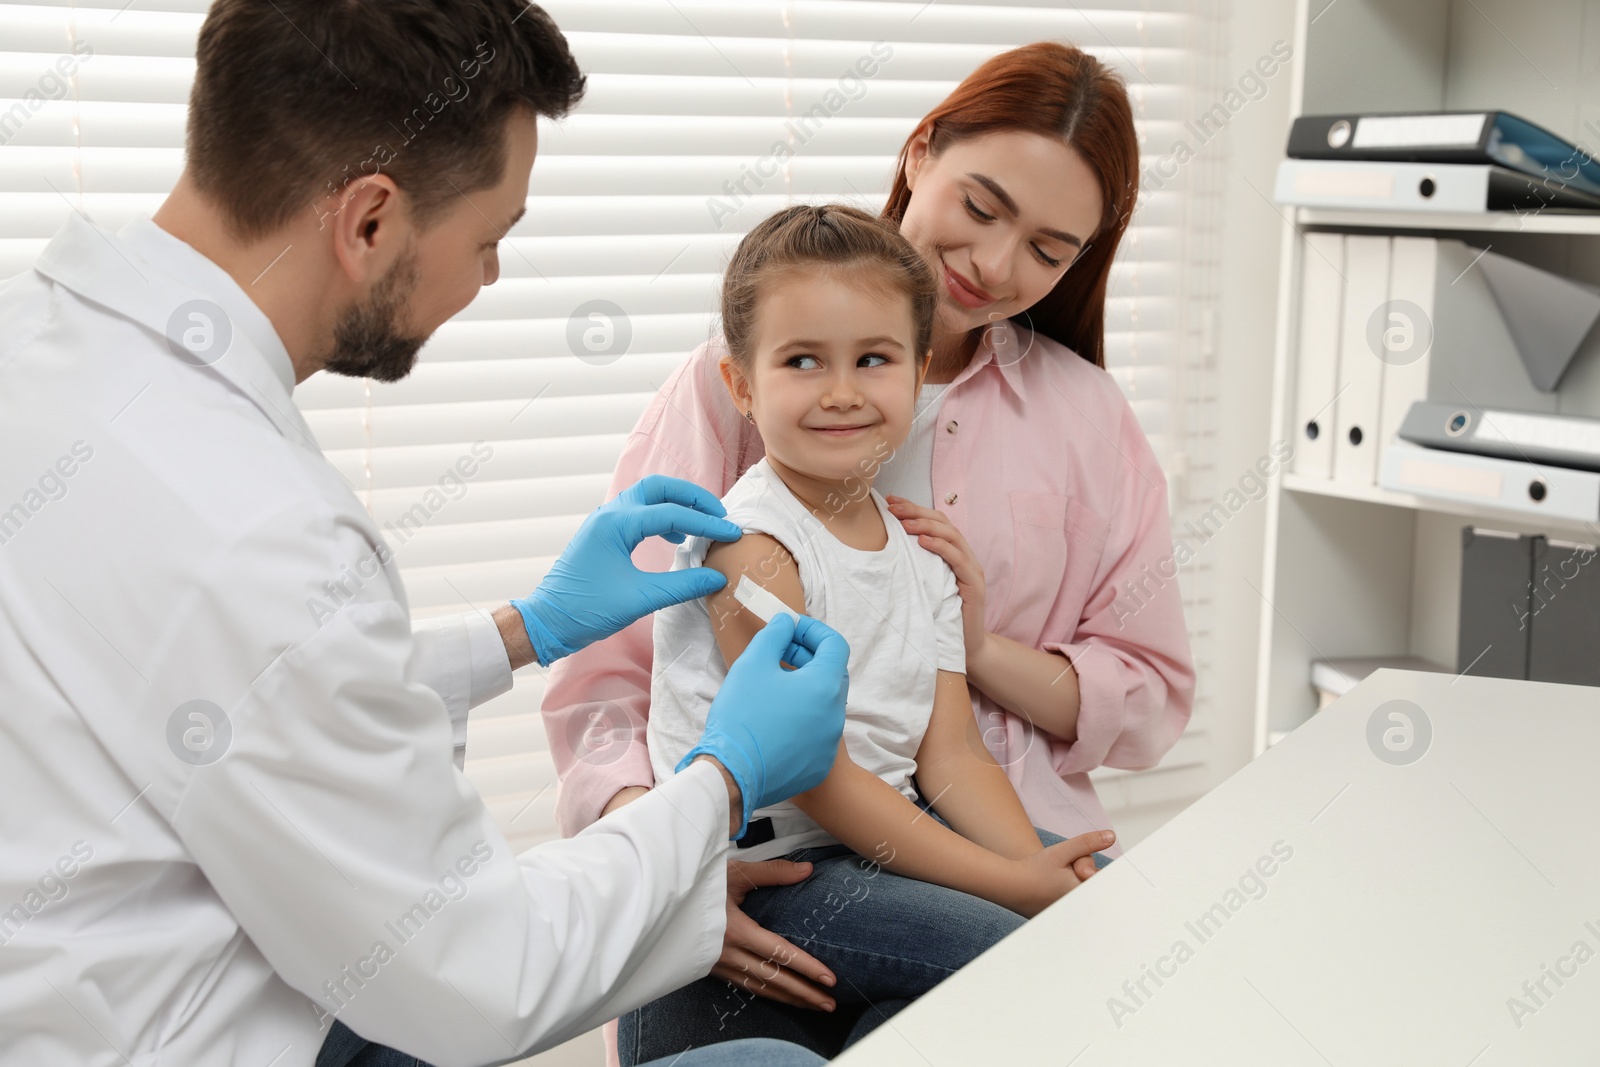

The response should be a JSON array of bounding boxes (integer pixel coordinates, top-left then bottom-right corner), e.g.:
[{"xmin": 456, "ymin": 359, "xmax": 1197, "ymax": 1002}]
[
  {"xmin": 871, "ymin": 382, "xmax": 952, "ymax": 509},
  {"xmin": 648, "ymin": 458, "xmax": 967, "ymax": 861}
]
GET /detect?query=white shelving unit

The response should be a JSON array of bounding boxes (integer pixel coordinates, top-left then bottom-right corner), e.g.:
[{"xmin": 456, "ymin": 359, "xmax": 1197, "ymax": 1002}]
[{"xmin": 1253, "ymin": 0, "xmax": 1600, "ymax": 754}]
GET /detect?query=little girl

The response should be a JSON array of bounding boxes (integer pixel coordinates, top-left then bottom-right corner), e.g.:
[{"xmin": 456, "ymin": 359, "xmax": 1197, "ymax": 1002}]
[{"xmin": 622, "ymin": 204, "xmax": 1110, "ymax": 1062}]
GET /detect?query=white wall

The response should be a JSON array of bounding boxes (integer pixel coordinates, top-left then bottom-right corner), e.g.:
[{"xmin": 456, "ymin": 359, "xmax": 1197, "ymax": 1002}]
[{"xmin": 1188, "ymin": 0, "xmax": 1300, "ymax": 802}]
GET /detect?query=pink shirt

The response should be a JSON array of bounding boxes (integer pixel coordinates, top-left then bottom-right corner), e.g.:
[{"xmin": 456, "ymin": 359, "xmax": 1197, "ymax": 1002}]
[{"xmin": 541, "ymin": 320, "xmax": 1195, "ymax": 855}]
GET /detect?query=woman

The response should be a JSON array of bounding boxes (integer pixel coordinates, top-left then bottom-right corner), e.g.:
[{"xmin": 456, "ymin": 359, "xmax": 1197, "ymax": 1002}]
[{"xmin": 542, "ymin": 40, "xmax": 1195, "ymax": 1060}]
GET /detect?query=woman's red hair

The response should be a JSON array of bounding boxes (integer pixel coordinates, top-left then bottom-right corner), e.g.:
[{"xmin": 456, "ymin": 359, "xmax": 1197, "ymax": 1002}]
[{"xmin": 882, "ymin": 42, "xmax": 1138, "ymax": 369}]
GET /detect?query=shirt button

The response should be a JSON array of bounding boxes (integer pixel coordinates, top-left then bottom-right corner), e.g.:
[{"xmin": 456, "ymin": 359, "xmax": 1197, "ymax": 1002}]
[
  {"xmin": 944, "ymin": 492, "xmax": 958, "ymax": 505},
  {"xmin": 945, "ymin": 420, "xmax": 959, "ymax": 434}
]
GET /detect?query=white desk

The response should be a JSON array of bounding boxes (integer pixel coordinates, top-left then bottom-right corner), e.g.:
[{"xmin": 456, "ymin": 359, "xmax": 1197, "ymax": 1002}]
[{"xmin": 837, "ymin": 670, "xmax": 1600, "ymax": 1065}]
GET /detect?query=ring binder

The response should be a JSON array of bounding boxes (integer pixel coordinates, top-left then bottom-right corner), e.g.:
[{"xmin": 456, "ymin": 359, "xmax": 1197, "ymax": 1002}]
[{"xmin": 1287, "ymin": 111, "xmax": 1600, "ymax": 198}]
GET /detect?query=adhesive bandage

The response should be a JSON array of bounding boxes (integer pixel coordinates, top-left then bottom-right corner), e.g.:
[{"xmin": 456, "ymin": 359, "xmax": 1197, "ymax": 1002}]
[{"xmin": 733, "ymin": 577, "xmax": 801, "ymax": 624}]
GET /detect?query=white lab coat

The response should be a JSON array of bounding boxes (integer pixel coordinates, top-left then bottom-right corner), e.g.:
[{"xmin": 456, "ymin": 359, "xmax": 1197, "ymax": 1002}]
[{"xmin": 0, "ymin": 214, "xmax": 730, "ymax": 1067}]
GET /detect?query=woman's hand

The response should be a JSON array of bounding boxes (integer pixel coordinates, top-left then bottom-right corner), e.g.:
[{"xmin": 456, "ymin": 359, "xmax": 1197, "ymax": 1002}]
[
  {"xmin": 711, "ymin": 859, "xmax": 838, "ymax": 1011},
  {"xmin": 1000, "ymin": 830, "xmax": 1113, "ymax": 918},
  {"xmin": 885, "ymin": 496, "xmax": 988, "ymax": 664}
]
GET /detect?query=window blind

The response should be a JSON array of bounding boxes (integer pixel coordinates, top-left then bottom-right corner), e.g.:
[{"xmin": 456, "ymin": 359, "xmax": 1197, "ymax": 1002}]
[{"xmin": 0, "ymin": 0, "xmax": 1223, "ymax": 854}]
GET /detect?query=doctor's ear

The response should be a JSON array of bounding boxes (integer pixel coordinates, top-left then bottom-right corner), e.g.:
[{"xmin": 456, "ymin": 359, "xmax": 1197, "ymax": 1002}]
[{"xmin": 322, "ymin": 173, "xmax": 406, "ymax": 285}]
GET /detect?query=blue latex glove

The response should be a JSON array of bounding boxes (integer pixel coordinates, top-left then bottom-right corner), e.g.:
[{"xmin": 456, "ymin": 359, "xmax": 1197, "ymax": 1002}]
[
  {"xmin": 677, "ymin": 614, "xmax": 851, "ymax": 839},
  {"xmin": 512, "ymin": 475, "xmax": 741, "ymax": 665}
]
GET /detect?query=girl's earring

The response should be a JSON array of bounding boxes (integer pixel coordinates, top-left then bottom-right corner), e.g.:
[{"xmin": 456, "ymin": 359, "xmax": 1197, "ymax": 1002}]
[{"xmin": 744, "ymin": 410, "xmax": 755, "ymax": 424}]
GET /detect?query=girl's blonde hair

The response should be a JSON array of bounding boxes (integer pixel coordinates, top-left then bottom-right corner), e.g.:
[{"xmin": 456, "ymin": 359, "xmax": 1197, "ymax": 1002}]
[{"xmin": 721, "ymin": 203, "xmax": 938, "ymax": 367}]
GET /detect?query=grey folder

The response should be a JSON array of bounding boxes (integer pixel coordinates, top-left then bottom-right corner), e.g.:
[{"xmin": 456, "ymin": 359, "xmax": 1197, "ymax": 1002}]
[
  {"xmin": 1399, "ymin": 401, "xmax": 1600, "ymax": 473},
  {"xmin": 1527, "ymin": 538, "xmax": 1600, "ymax": 687},
  {"xmin": 1458, "ymin": 527, "xmax": 1539, "ymax": 679}
]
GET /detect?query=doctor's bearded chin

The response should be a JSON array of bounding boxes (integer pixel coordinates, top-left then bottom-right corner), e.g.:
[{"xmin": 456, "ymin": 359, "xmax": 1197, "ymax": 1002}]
[{"xmin": 321, "ymin": 238, "xmax": 427, "ymax": 383}]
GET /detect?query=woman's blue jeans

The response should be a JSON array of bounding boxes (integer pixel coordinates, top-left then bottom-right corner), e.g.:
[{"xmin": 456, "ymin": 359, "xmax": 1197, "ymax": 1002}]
[{"xmin": 617, "ymin": 819, "xmax": 1111, "ymax": 1065}]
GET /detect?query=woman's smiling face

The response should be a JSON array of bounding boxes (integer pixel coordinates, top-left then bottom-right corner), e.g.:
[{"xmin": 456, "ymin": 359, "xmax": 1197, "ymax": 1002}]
[{"xmin": 898, "ymin": 128, "xmax": 1106, "ymax": 339}]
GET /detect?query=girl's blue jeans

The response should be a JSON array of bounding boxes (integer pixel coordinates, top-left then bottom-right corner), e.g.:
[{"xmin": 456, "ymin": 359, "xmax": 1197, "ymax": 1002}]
[
  {"xmin": 317, "ymin": 1021, "xmax": 825, "ymax": 1067},
  {"xmin": 617, "ymin": 812, "xmax": 1111, "ymax": 1065}
]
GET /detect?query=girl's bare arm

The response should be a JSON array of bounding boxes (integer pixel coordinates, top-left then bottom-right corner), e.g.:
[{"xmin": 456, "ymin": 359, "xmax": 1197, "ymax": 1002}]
[
  {"xmin": 701, "ymin": 536, "xmax": 1087, "ymax": 917},
  {"xmin": 911, "ymin": 669, "xmax": 1042, "ymax": 860}
]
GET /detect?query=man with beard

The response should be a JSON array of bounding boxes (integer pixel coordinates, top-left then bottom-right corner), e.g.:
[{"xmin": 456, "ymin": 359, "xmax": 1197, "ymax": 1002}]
[{"xmin": 0, "ymin": 3, "xmax": 848, "ymax": 1066}]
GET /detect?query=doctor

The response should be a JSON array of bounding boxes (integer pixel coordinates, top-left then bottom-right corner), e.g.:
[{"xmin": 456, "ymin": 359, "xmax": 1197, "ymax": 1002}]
[{"xmin": 0, "ymin": 2, "xmax": 848, "ymax": 1066}]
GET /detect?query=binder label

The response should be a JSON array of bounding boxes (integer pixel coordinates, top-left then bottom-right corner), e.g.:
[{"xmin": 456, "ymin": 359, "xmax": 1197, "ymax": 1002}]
[
  {"xmin": 1399, "ymin": 457, "xmax": 1503, "ymax": 498},
  {"xmin": 1353, "ymin": 113, "xmax": 1487, "ymax": 149},
  {"xmin": 1292, "ymin": 167, "xmax": 1394, "ymax": 198},
  {"xmin": 1480, "ymin": 410, "xmax": 1600, "ymax": 456}
]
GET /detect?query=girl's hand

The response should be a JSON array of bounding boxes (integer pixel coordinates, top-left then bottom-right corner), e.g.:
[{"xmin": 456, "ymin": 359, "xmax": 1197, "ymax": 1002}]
[
  {"xmin": 711, "ymin": 858, "xmax": 838, "ymax": 1011},
  {"xmin": 885, "ymin": 496, "xmax": 987, "ymax": 663},
  {"xmin": 1001, "ymin": 830, "xmax": 1113, "ymax": 917}
]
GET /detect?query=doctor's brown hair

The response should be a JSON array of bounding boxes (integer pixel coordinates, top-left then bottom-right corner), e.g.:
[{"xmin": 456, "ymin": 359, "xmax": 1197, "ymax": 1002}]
[
  {"xmin": 721, "ymin": 204, "xmax": 939, "ymax": 369},
  {"xmin": 185, "ymin": 0, "xmax": 585, "ymax": 240},
  {"xmin": 882, "ymin": 41, "xmax": 1139, "ymax": 369}
]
